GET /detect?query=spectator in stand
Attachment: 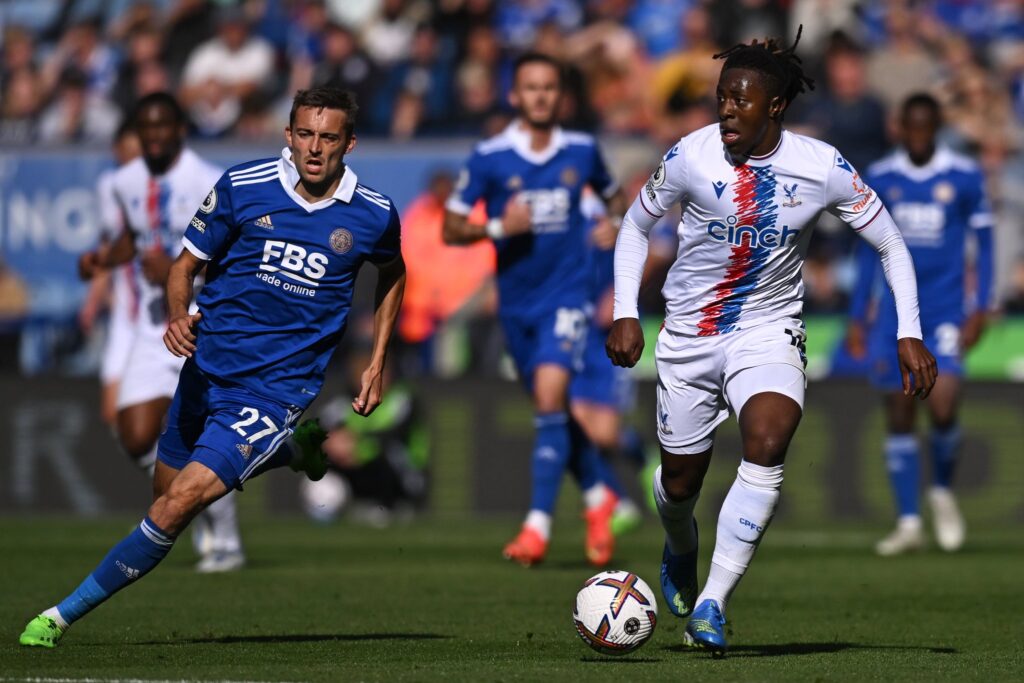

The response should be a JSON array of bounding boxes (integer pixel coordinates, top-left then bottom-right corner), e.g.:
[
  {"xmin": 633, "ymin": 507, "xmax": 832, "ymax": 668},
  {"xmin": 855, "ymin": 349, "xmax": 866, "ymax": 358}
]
[
  {"xmin": 380, "ymin": 25, "xmax": 453, "ymax": 138},
  {"xmin": 628, "ymin": 0, "xmax": 694, "ymax": 60},
  {"xmin": 866, "ymin": 3, "xmax": 940, "ymax": 114},
  {"xmin": 0, "ymin": 67, "xmax": 43, "ymax": 144},
  {"xmin": 307, "ymin": 23, "xmax": 378, "ymax": 123},
  {"xmin": 361, "ymin": 0, "xmax": 428, "ymax": 68},
  {"xmin": 494, "ymin": 0, "xmax": 582, "ymax": 51},
  {"xmin": 38, "ymin": 67, "xmax": 121, "ymax": 144},
  {"xmin": 41, "ymin": 17, "xmax": 119, "ymax": 101},
  {"xmin": 111, "ymin": 25, "xmax": 166, "ymax": 117},
  {"xmin": 650, "ymin": 6, "xmax": 721, "ymax": 122},
  {"xmin": 1, "ymin": 25, "xmax": 38, "ymax": 91},
  {"xmin": 162, "ymin": 0, "xmax": 217, "ymax": 84},
  {"xmin": 799, "ymin": 33, "xmax": 888, "ymax": 174},
  {"xmin": 178, "ymin": 5, "xmax": 275, "ymax": 137}
]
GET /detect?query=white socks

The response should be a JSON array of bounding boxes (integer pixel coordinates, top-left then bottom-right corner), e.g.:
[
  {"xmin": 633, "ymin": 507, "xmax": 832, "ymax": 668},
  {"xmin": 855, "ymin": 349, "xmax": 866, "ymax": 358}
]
[
  {"xmin": 697, "ymin": 460, "xmax": 784, "ymax": 614},
  {"xmin": 524, "ymin": 510, "xmax": 552, "ymax": 541},
  {"xmin": 653, "ymin": 465, "xmax": 700, "ymax": 555},
  {"xmin": 201, "ymin": 491, "xmax": 243, "ymax": 554},
  {"xmin": 42, "ymin": 606, "xmax": 69, "ymax": 630}
]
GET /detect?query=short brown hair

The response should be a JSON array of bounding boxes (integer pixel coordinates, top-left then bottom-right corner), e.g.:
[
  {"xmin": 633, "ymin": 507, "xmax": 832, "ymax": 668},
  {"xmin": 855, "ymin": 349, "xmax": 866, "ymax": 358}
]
[{"xmin": 289, "ymin": 86, "xmax": 358, "ymax": 138}]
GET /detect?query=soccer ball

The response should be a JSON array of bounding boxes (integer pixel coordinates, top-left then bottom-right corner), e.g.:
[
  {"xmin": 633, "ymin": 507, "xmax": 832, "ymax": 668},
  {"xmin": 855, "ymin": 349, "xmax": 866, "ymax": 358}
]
[{"xmin": 573, "ymin": 570, "xmax": 658, "ymax": 656}]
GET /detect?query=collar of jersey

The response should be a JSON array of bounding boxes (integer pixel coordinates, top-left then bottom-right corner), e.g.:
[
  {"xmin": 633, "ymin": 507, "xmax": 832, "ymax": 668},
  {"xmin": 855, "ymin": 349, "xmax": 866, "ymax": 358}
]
[
  {"xmin": 504, "ymin": 120, "xmax": 566, "ymax": 165},
  {"xmin": 278, "ymin": 147, "xmax": 358, "ymax": 211},
  {"xmin": 743, "ymin": 131, "xmax": 785, "ymax": 163},
  {"xmin": 891, "ymin": 146, "xmax": 954, "ymax": 182}
]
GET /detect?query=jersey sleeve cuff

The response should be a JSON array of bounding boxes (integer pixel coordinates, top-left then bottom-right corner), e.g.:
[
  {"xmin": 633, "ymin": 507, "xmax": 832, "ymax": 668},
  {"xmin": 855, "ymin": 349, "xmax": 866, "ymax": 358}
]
[
  {"xmin": 849, "ymin": 200, "xmax": 884, "ymax": 232},
  {"xmin": 445, "ymin": 197, "xmax": 472, "ymax": 215},
  {"xmin": 182, "ymin": 236, "xmax": 212, "ymax": 261}
]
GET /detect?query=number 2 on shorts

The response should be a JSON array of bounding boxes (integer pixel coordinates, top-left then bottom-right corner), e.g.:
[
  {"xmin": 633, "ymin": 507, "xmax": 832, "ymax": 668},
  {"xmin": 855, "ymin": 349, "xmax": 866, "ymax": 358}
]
[{"xmin": 229, "ymin": 407, "xmax": 279, "ymax": 443}]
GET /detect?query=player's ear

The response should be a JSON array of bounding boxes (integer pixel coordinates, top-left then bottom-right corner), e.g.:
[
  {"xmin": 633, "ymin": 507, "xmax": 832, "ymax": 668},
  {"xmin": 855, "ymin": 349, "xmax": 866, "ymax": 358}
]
[
  {"xmin": 345, "ymin": 133, "xmax": 357, "ymax": 154},
  {"xmin": 769, "ymin": 95, "xmax": 785, "ymax": 120},
  {"xmin": 284, "ymin": 125, "xmax": 292, "ymax": 147}
]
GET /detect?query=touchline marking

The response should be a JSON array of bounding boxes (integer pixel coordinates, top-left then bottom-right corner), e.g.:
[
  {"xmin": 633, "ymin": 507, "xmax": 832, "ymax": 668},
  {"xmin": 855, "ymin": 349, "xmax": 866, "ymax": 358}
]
[{"xmin": 0, "ymin": 678, "xmax": 304, "ymax": 683}]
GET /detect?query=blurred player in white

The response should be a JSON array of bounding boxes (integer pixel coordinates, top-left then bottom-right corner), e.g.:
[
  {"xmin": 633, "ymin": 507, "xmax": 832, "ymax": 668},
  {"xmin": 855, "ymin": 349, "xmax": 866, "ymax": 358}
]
[
  {"xmin": 79, "ymin": 121, "xmax": 141, "ymax": 428},
  {"xmin": 77, "ymin": 93, "xmax": 244, "ymax": 573},
  {"xmin": 606, "ymin": 29, "xmax": 937, "ymax": 655}
]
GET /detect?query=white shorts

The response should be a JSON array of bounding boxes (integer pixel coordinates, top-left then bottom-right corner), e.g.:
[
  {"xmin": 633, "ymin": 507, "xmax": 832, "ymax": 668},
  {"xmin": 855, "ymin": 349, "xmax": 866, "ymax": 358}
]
[
  {"xmin": 654, "ymin": 319, "xmax": 807, "ymax": 455},
  {"xmin": 116, "ymin": 329, "xmax": 185, "ymax": 410},
  {"xmin": 100, "ymin": 298, "xmax": 137, "ymax": 385}
]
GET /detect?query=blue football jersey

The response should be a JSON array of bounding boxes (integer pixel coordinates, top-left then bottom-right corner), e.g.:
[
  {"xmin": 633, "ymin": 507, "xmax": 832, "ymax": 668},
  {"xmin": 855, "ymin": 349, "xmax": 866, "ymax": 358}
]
[
  {"xmin": 851, "ymin": 147, "xmax": 994, "ymax": 328},
  {"xmin": 182, "ymin": 149, "xmax": 401, "ymax": 409},
  {"xmin": 446, "ymin": 123, "xmax": 617, "ymax": 320}
]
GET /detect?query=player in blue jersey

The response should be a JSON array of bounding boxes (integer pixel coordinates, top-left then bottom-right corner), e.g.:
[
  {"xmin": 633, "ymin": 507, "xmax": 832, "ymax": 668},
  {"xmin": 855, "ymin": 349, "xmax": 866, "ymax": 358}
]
[
  {"xmin": 847, "ymin": 93, "xmax": 994, "ymax": 556},
  {"xmin": 19, "ymin": 86, "xmax": 406, "ymax": 648},
  {"xmin": 444, "ymin": 53, "xmax": 628, "ymax": 567}
]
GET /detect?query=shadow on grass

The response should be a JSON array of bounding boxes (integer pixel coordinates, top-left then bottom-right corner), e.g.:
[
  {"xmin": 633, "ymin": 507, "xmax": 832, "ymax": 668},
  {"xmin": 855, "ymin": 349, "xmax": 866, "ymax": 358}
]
[
  {"xmin": 662, "ymin": 642, "xmax": 957, "ymax": 657},
  {"xmin": 139, "ymin": 633, "xmax": 452, "ymax": 645},
  {"xmin": 580, "ymin": 657, "xmax": 662, "ymax": 664}
]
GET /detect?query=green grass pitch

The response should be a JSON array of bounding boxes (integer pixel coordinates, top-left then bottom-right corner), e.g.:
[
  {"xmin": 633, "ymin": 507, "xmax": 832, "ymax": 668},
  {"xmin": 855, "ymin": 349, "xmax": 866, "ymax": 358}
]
[{"xmin": 1, "ymin": 513, "xmax": 1022, "ymax": 682}]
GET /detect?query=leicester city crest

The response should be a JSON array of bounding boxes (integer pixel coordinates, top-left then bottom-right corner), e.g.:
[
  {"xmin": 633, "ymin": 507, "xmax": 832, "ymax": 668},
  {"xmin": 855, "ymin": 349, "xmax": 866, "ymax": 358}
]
[{"xmin": 329, "ymin": 228, "xmax": 354, "ymax": 254}]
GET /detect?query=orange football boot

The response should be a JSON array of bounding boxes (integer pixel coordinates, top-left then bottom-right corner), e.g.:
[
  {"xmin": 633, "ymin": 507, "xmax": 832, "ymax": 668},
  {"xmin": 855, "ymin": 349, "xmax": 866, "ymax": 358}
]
[
  {"xmin": 502, "ymin": 526, "xmax": 548, "ymax": 567},
  {"xmin": 584, "ymin": 491, "xmax": 618, "ymax": 567}
]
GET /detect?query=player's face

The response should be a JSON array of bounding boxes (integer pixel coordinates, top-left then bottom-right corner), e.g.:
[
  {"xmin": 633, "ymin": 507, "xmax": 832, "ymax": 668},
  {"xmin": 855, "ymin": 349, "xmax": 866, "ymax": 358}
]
[
  {"xmin": 717, "ymin": 68, "xmax": 784, "ymax": 159},
  {"xmin": 510, "ymin": 62, "xmax": 562, "ymax": 129},
  {"xmin": 901, "ymin": 104, "xmax": 939, "ymax": 165},
  {"xmin": 136, "ymin": 103, "xmax": 184, "ymax": 174},
  {"xmin": 286, "ymin": 106, "xmax": 356, "ymax": 194}
]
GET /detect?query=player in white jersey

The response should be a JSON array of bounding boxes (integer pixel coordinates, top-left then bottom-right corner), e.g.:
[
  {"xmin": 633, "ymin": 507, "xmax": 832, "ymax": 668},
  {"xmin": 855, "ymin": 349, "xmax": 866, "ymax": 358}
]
[
  {"xmin": 78, "ymin": 93, "xmax": 244, "ymax": 573},
  {"xmin": 606, "ymin": 30, "xmax": 937, "ymax": 655},
  {"xmin": 79, "ymin": 122, "xmax": 141, "ymax": 428}
]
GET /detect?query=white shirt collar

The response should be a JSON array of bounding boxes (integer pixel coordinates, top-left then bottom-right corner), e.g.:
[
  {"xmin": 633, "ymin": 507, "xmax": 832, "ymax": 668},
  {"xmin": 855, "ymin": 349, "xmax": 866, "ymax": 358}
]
[
  {"xmin": 278, "ymin": 147, "xmax": 358, "ymax": 211},
  {"xmin": 504, "ymin": 120, "xmax": 565, "ymax": 165},
  {"xmin": 891, "ymin": 146, "xmax": 953, "ymax": 182}
]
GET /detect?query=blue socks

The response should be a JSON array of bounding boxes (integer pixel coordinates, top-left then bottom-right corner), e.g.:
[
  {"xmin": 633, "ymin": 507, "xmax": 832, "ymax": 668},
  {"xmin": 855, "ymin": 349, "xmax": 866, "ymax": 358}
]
[
  {"xmin": 56, "ymin": 517, "xmax": 176, "ymax": 626},
  {"xmin": 930, "ymin": 425, "xmax": 961, "ymax": 489},
  {"xmin": 530, "ymin": 412, "xmax": 571, "ymax": 513},
  {"xmin": 884, "ymin": 434, "xmax": 920, "ymax": 517}
]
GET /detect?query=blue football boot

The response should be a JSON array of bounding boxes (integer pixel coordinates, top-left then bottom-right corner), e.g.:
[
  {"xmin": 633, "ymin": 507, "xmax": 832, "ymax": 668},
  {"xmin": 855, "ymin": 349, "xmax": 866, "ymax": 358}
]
[
  {"xmin": 685, "ymin": 599, "xmax": 727, "ymax": 656},
  {"xmin": 660, "ymin": 521, "xmax": 699, "ymax": 618}
]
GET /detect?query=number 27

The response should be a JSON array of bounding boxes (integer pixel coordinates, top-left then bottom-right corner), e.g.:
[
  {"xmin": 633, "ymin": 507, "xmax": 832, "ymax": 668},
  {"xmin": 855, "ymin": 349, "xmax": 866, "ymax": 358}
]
[{"xmin": 229, "ymin": 407, "xmax": 278, "ymax": 443}]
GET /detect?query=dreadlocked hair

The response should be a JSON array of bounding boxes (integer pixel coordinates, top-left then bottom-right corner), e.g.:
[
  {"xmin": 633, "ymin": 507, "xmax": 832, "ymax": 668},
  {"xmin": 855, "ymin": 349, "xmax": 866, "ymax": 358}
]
[{"xmin": 713, "ymin": 25, "xmax": 815, "ymax": 112}]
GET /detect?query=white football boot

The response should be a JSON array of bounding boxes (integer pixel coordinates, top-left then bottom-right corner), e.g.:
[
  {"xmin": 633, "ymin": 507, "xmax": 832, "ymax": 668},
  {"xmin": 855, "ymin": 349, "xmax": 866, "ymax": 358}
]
[
  {"xmin": 928, "ymin": 487, "xmax": 965, "ymax": 552},
  {"xmin": 875, "ymin": 515, "xmax": 926, "ymax": 556}
]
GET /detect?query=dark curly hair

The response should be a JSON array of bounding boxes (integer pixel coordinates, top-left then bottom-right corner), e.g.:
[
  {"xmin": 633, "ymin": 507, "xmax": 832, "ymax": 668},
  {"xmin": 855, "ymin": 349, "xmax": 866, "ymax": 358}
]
[{"xmin": 714, "ymin": 25, "xmax": 815, "ymax": 116}]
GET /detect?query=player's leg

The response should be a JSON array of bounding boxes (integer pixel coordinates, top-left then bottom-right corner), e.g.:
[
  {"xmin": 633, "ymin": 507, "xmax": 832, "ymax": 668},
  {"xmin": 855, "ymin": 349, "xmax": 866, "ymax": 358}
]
[
  {"xmin": 20, "ymin": 461, "xmax": 228, "ymax": 648},
  {"xmin": 925, "ymin": 372, "xmax": 966, "ymax": 551},
  {"xmin": 568, "ymin": 400, "xmax": 623, "ymax": 566},
  {"xmin": 116, "ymin": 397, "xmax": 172, "ymax": 475},
  {"xmin": 686, "ymin": 354, "xmax": 804, "ymax": 655},
  {"xmin": 875, "ymin": 390, "xmax": 926, "ymax": 555},
  {"xmin": 652, "ymin": 329, "xmax": 725, "ymax": 622}
]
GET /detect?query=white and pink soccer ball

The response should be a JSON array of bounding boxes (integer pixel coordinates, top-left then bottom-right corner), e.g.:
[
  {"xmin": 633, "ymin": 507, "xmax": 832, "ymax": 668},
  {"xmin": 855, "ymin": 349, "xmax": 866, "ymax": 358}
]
[{"xmin": 573, "ymin": 570, "xmax": 658, "ymax": 656}]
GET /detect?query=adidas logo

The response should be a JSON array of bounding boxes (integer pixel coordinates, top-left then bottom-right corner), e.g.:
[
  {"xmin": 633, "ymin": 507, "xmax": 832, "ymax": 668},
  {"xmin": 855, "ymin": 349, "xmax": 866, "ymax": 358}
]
[
  {"xmin": 255, "ymin": 215, "xmax": 274, "ymax": 230},
  {"xmin": 116, "ymin": 560, "xmax": 140, "ymax": 580},
  {"xmin": 236, "ymin": 443, "xmax": 252, "ymax": 458}
]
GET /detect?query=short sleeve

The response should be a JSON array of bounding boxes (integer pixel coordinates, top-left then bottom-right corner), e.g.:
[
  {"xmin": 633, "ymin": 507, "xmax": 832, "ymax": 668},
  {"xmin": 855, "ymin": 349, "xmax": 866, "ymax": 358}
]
[
  {"xmin": 589, "ymin": 143, "xmax": 617, "ymax": 199},
  {"xmin": 966, "ymin": 170, "xmax": 994, "ymax": 231},
  {"xmin": 826, "ymin": 150, "xmax": 883, "ymax": 230},
  {"xmin": 446, "ymin": 149, "xmax": 489, "ymax": 216},
  {"xmin": 369, "ymin": 202, "xmax": 402, "ymax": 264},
  {"xmin": 182, "ymin": 173, "xmax": 236, "ymax": 261},
  {"xmin": 638, "ymin": 141, "xmax": 689, "ymax": 219}
]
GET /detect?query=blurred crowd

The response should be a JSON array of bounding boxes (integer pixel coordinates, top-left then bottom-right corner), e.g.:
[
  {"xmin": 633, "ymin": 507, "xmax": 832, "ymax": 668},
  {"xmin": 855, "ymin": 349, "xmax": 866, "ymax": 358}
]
[{"xmin": 3, "ymin": 0, "xmax": 1024, "ymax": 372}]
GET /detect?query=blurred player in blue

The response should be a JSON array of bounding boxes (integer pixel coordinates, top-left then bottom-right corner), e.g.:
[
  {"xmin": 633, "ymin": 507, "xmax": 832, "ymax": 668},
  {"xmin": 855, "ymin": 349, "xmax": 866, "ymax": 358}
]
[
  {"xmin": 444, "ymin": 53, "xmax": 628, "ymax": 567},
  {"xmin": 847, "ymin": 93, "xmax": 994, "ymax": 556},
  {"xmin": 20, "ymin": 86, "xmax": 406, "ymax": 647}
]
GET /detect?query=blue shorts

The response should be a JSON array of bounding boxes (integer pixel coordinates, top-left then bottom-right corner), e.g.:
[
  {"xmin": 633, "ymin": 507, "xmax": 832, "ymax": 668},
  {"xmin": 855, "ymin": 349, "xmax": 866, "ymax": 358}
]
[
  {"xmin": 869, "ymin": 320, "xmax": 963, "ymax": 391},
  {"xmin": 502, "ymin": 306, "xmax": 588, "ymax": 389},
  {"xmin": 157, "ymin": 359, "xmax": 303, "ymax": 490},
  {"xmin": 570, "ymin": 328, "xmax": 634, "ymax": 410}
]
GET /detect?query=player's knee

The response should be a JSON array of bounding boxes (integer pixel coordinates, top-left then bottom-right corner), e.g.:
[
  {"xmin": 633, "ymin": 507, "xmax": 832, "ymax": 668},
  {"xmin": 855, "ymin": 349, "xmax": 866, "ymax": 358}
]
[
  {"xmin": 741, "ymin": 425, "xmax": 790, "ymax": 465},
  {"xmin": 533, "ymin": 392, "xmax": 567, "ymax": 414},
  {"xmin": 118, "ymin": 427, "xmax": 158, "ymax": 460},
  {"xmin": 660, "ymin": 464, "xmax": 703, "ymax": 500}
]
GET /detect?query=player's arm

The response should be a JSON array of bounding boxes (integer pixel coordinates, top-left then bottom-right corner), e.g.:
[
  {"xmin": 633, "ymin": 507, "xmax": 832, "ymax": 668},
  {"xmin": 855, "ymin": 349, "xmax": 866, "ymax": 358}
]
[
  {"xmin": 854, "ymin": 208, "xmax": 936, "ymax": 397},
  {"xmin": 354, "ymin": 253, "xmax": 406, "ymax": 417},
  {"xmin": 962, "ymin": 176, "xmax": 996, "ymax": 351},
  {"xmin": 607, "ymin": 147, "xmax": 685, "ymax": 368},
  {"xmin": 443, "ymin": 201, "xmax": 532, "ymax": 245},
  {"xmin": 78, "ymin": 227, "xmax": 136, "ymax": 280},
  {"xmin": 845, "ymin": 239, "xmax": 879, "ymax": 360},
  {"xmin": 163, "ymin": 248, "xmax": 205, "ymax": 358}
]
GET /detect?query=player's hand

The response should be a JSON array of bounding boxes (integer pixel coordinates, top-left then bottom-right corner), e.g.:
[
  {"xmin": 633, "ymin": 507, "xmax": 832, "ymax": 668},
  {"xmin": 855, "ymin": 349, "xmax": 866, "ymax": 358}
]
[
  {"xmin": 590, "ymin": 215, "xmax": 618, "ymax": 251},
  {"xmin": 845, "ymin": 320, "xmax": 868, "ymax": 360},
  {"xmin": 164, "ymin": 312, "xmax": 201, "ymax": 358},
  {"xmin": 78, "ymin": 251, "xmax": 102, "ymax": 280},
  {"xmin": 897, "ymin": 337, "xmax": 937, "ymax": 399},
  {"xmin": 501, "ymin": 197, "xmax": 532, "ymax": 237},
  {"xmin": 606, "ymin": 317, "xmax": 644, "ymax": 368},
  {"xmin": 960, "ymin": 311, "xmax": 987, "ymax": 351},
  {"xmin": 141, "ymin": 247, "xmax": 173, "ymax": 285},
  {"xmin": 352, "ymin": 365, "xmax": 384, "ymax": 416}
]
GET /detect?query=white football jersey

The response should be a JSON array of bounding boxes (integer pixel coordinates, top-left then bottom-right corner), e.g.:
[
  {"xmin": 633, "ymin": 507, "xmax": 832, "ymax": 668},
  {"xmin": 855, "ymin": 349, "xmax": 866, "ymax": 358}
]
[
  {"xmin": 110, "ymin": 148, "xmax": 221, "ymax": 337},
  {"xmin": 640, "ymin": 123, "xmax": 882, "ymax": 336}
]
